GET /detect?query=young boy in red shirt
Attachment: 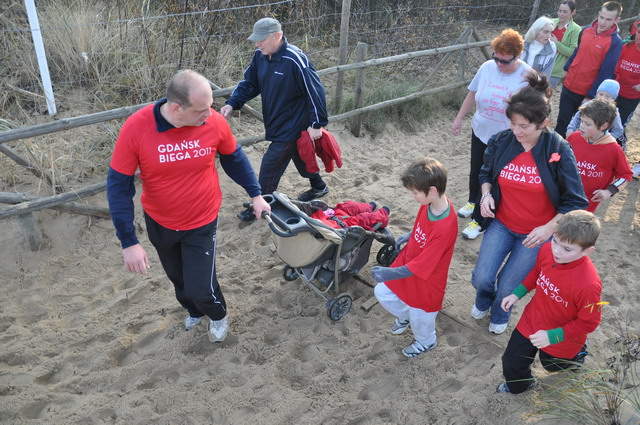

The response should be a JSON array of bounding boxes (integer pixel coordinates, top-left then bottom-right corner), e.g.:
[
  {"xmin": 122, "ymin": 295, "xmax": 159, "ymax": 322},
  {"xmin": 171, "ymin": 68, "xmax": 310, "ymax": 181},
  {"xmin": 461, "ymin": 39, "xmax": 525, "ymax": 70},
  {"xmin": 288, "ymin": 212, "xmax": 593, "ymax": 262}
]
[
  {"xmin": 566, "ymin": 98, "xmax": 632, "ymax": 212},
  {"xmin": 372, "ymin": 157, "xmax": 458, "ymax": 357},
  {"xmin": 497, "ymin": 210, "xmax": 603, "ymax": 394}
]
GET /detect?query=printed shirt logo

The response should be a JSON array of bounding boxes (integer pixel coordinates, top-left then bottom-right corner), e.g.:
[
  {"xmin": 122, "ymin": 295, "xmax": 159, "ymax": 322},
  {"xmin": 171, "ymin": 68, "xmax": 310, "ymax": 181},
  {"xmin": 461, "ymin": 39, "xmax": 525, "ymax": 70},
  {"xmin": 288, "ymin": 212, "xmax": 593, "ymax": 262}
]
[
  {"xmin": 479, "ymin": 82, "xmax": 513, "ymax": 120},
  {"xmin": 535, "ymin": 271, "xmax": 568, "ymax": 307},
  {"xmin": 156, "ymin": 139, "xmax": 213, "ymax": 163},
  {"xmin": 576, "ymin": 160, "xmax": 603, "ymax": 179},
  {"xmin": 413, "ymin": 223, "xmax": 428, "ymax": 248},
  {"xmin": 499, "ymin": 162, "xmax": 542, "ymax": 185}
]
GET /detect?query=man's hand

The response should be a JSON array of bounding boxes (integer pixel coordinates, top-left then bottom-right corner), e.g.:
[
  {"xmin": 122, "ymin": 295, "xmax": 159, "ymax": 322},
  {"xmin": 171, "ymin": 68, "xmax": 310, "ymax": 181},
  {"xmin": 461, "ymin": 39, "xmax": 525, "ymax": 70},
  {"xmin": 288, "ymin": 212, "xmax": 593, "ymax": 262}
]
[
  {"xmin": 307, "ymin": 126, "xmax": 322, "ymax": 141},
  {"xmin": 501, "ymin": 294, "xmax": 519, "ymax": 312},
  {"xmin": 251, "ymin": 195, "xmax": 271, "ymax": 219},
  {"xmin": 529, "ymin": 330, "xmax": 551, "ymax": 349},
  {"xmin": 122, "ymin": 244, "xmax": 150, "ymax": 275},
  {"xmin": 220, "ymin": 105, "xmax": 234, "ymax": 118}
]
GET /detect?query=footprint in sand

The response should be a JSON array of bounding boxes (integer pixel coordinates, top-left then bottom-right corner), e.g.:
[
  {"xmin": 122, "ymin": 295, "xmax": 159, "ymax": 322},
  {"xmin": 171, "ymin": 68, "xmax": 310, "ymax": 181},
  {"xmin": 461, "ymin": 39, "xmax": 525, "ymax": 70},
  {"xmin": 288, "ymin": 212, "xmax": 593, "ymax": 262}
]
[
  {"xmin": 357, "ymin": 377, "xmax": 401, "ymax": 400},
  {"xmin": 426, "ymin": 377, "xmax": 464, "ymax": 402},
  {"xmin": 110, "ymin": 329, "xmax": 168, "ymax": 366}
]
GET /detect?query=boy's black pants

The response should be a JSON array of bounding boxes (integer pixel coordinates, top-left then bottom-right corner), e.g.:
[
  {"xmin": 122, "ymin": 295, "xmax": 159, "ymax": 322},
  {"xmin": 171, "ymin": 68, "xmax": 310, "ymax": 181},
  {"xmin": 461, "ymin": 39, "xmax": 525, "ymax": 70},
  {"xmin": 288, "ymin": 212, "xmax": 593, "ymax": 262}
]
[
  {"xmin": 502, "ymin": 329, "xmax": 582, "ymax": 394},
  {"xmin": 145, "ymin": 213, "xmax": 227, "ymax": 321}
]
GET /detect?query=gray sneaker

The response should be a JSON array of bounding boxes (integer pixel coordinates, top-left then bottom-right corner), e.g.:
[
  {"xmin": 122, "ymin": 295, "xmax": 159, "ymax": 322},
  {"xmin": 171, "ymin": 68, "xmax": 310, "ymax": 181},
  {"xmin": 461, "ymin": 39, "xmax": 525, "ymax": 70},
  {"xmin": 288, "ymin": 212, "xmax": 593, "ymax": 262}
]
[
  {"xmin": 184, "ymin": 316, "xmax": 203, "ymax": 331},
  {"xmin": 209, "ymin": 316, "xmax": 229, "ymax": 343},
  {"xmin": 391, "ymin": 318, "xmax": 410, "ymax": 335}
]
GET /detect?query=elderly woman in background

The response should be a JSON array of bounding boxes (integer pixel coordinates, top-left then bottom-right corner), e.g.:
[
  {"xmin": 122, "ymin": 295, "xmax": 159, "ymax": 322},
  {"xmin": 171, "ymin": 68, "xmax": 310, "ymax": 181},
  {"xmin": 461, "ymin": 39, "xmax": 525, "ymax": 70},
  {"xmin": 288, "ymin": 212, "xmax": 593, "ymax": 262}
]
[
  {"xmin": 451, "ymin": 29, "xmax": 532, "ymax": 240},
  {"xmin": 522, "ymin": 16, "xmax": 557, "ymax": 78},
  {"xmin": 550, "ymin": 0, "xmax": 581, "ymax": 88}
]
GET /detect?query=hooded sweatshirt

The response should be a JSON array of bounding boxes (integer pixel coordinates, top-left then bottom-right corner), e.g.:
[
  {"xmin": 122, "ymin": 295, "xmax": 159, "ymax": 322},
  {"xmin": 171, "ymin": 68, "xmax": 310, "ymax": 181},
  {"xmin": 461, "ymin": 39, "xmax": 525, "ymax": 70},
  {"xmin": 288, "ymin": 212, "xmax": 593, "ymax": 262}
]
[{"xmin": 564, "ymin": 21, "xmax": 622, "ymax": 98}]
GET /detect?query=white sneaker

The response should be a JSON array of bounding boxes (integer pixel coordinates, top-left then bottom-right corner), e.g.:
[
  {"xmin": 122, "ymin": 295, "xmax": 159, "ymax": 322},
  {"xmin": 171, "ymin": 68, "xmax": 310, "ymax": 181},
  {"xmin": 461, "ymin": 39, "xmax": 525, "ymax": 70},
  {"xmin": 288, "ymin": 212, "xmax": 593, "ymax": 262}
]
[
  {"xmin": 457, "ymin": 202, "xmax": 475, "ymax": 218},
  {"xmin": 632, "ymin": 163, "xmax": 640, "ymax": 178},
  {"xmin": 402, "ymin": 340, "xmax": 437, "ymax": 357},
  {"xmin": 462, "ymin": 220, "xmax": 485, "ymax": 240},
  {"xmin": 489, "ymin": 322, "xmax": 508, "ymax": 334},
  {"xmin": 471, "ymin": 304, "xmax": 489, "ymax": 320},
  {"xmin": 184, "ymin": 316, "xmax": 202, "ymax": 331},
  {"xmin": 209, "ymin": 317, "xmax": 229, "ymax": 343}
]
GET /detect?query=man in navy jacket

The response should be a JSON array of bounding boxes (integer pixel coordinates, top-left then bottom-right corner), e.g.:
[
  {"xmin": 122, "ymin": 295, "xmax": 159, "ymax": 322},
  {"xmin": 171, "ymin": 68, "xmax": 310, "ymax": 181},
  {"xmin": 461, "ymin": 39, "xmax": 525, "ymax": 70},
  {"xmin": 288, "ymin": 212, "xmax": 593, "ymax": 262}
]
[{"xmin": 221, "ymin": 18, "xmax": 330, "ymax": 222}]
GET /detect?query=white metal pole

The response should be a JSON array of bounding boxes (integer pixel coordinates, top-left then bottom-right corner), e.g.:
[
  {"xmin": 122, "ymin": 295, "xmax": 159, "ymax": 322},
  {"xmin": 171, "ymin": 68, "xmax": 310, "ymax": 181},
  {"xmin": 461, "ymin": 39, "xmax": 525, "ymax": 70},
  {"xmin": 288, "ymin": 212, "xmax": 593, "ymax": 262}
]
[{"xmin": 24, "ymin": 0, "xmax": 57, "ymax": 116}]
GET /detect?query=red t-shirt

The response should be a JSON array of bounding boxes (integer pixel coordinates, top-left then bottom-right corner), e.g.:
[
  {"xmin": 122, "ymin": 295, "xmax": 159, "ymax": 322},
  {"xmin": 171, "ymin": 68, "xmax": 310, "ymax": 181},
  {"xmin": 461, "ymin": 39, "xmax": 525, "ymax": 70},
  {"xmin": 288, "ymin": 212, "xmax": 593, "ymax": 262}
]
[
  {"xmin": 110, "ymin": 104, "xmax": 237, "ymax": 230},
  {"xmin": 615, "ymin": 42, "xmax": 640, "ymax": 99},
  {"xmin": 386, "ymin": 200, "xmax": 458, "ymax": 312},
  {"xmin": 496, "ymin": 151, "xmax": 556, "ymax": 234},
  {"xmin": 567, "ymin": 132, "xmax": 633, "ymax": 212},
  {"xmin": 553, "ymin": 26, "xmax": 567, "ymax": 42},
  {"xmin": 516, "ymin": 243, "xmax": 602, "ymax": 359}
]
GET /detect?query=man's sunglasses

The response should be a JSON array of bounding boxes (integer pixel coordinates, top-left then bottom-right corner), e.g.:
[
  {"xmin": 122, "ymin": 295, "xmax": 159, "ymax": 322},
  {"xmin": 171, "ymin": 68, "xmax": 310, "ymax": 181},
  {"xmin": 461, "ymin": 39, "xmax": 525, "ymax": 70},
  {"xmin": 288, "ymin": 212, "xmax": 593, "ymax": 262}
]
[{"xmin": 492, "ymin": 53, "xmax": 516, "ymax": 65}]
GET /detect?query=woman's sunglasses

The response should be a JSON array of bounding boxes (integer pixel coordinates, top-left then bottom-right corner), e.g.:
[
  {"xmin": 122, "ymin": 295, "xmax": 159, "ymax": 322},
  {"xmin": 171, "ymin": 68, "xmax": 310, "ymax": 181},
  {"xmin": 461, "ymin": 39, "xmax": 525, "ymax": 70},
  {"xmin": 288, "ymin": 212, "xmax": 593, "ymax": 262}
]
[{"xmin": 492, "ymin": 53, "xmax": 516, "ymax": 65}]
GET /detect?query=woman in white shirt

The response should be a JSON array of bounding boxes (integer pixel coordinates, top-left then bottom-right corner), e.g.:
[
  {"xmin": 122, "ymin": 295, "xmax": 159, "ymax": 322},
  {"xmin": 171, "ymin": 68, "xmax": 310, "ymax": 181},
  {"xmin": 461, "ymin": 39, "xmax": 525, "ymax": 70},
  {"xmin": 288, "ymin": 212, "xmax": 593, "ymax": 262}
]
[{"xmin": 451, "ymin": 29, "xmax": 532, "ymax": 240}]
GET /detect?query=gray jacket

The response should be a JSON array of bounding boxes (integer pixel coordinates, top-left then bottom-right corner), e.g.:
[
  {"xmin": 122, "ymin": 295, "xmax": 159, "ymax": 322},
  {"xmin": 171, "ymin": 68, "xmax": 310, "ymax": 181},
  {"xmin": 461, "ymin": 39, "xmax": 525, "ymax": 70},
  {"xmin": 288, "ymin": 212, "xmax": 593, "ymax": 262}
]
[{"xmin": 522, "ymin": 41, "xmax": 556, "ymax": 78}]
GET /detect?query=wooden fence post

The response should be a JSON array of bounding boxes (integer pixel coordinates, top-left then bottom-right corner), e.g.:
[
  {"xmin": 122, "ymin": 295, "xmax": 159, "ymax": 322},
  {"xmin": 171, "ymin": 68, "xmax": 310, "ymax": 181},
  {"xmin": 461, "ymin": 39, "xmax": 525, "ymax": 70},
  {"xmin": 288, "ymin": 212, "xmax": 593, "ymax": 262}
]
[
  {"xmin": 334, "ymin": 0, "xmax": 352, "ymax": 109},
  {"xmin": 350, "ymin": 42, "xmax": 368, "ymax": 137},
  {"xmin": 529, "ymin": 0, "xmax": 542, "ymax": 27},
  {"xmin": 457, "ymin": 27, "xmax": 472, "ymax": 81},
  {"xmin": 16, "ymin": 213, "xmax": 45, "ymax": 251}
]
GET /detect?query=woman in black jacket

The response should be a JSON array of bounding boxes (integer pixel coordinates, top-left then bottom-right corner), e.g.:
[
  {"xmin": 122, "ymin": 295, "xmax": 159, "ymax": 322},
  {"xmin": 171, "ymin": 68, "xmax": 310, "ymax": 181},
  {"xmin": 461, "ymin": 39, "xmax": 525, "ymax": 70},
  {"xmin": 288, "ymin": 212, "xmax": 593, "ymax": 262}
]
[{"xmin": 470, "ymin": 71, "xmax": 588, "ymax": 334}]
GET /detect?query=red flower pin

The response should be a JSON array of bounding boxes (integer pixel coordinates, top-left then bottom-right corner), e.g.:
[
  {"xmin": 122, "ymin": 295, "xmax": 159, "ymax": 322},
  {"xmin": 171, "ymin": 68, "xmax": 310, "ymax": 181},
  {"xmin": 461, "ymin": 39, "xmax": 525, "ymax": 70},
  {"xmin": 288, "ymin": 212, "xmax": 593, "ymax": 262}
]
[{"xmin": 548, "ymin": 153, "xmax": 561, "ymax": 163}]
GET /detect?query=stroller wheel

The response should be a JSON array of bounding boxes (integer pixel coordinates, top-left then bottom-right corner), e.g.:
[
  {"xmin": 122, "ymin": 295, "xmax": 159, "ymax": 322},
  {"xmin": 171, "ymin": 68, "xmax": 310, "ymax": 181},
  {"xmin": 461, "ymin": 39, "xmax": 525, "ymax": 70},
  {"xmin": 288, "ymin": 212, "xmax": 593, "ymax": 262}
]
[
  {"xmin": 376, "ymin": 244, "xmax": 399, "ymax": 267},
  {"xmin": 327, "ymin": 293, "xmax": 352, "ymax": 321},
  {"xmin": 282, "ymin": 265, "xmax": 299, "ymax": 281}
]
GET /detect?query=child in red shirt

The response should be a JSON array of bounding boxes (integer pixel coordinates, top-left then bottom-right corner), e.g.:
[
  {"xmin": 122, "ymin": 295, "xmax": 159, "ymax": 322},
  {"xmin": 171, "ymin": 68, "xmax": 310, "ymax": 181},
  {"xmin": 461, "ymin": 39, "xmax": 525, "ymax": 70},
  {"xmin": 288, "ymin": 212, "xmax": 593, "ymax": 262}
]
[
  {"xmin": 566, "ymin": 98, "xmax": 632, "ymax": 212},
  {"xmin": 372, "ymin": 158, "xmax": 458, "ymax": 357},
  {"xmin": 497, "ymin": 210, "xmax": 603, "ymax": 394}
]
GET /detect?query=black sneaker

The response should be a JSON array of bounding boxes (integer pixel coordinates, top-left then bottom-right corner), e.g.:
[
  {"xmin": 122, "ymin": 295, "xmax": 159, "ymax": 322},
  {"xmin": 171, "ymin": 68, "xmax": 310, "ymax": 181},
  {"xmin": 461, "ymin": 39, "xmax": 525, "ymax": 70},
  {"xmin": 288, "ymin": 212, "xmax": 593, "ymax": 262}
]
[
  {"xmin": 298, "ymin": 186, "xmax": 329, "ymax": 202},
  {"xmin": 237, "ymin": 207, "xmax": 256, "ymax": 223},
  {"xmin": 496, "ymin": 379, "xmax": 537, "ymax": 393}
]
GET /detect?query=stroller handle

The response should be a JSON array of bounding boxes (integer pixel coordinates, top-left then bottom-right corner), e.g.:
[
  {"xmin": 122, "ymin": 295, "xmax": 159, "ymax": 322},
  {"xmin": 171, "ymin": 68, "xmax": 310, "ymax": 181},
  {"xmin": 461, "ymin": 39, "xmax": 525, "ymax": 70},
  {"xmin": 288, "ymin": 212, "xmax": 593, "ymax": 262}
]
[{"xmin": 263, "ymin": 214, "xmax": 295, "ymax": 238}]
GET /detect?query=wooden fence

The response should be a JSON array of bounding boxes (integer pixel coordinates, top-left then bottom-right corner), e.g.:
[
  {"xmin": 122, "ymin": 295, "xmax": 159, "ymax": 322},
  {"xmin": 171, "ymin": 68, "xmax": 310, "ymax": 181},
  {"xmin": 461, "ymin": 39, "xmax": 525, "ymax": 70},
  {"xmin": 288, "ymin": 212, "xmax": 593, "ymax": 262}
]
[{"xmin": 0, "ymin": 30, "xmax": 491, "ymax": 250}]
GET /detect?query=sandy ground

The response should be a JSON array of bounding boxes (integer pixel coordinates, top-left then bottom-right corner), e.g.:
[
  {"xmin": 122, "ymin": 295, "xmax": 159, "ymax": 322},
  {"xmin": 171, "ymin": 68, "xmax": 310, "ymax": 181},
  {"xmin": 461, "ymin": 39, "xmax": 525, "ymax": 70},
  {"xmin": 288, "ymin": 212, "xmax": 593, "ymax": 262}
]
[{"xmin": 1, "ymin": 108, "xmax": 639, "ymax": 424}]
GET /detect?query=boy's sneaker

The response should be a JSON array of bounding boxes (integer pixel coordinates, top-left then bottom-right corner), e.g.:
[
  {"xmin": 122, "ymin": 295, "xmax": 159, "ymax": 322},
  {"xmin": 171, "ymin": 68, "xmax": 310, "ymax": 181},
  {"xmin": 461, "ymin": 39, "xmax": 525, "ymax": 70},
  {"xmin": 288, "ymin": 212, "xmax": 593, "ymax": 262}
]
[
  {"xmin": 496, "ymin": 379, "xmax": 537, "ymax": 393},
  {"xmin": 402, "ymin": 340, "xmax": 437, "ymax": 358},
  {"xmin": 461, "ymin": 220, "xmax": 484, "ymax": 240},
  {"xmin": 298, "ymin": 186, "xmax": 329, "ymax": 202},
  {"xmin": 209, "ymin": 317, "xmax": 229, "ymax": 343},
  {"xmin": 237, "ymin": 207, "xmax": 256, "ymax": 223},
  {"xmin": 489, "ymin": 322, "xmax": 508, "ymax": 334},
  {"xmin": 184, "ymin": 316, "xmax": 203, "ymax": 331},
  {"xmin": 471, "ymin": 304, "xmax": 489, "ymax": 320},
  {"xmin": 632, "ymin": 163, "xmax": 640, "ymax": 178},
  {"xmin": 457, "ymin": 202, "xmax": 475, "ymax": 218},
  {"xmin": 391, "ymin": 318, "xmax": 410, "ymax": 335}
]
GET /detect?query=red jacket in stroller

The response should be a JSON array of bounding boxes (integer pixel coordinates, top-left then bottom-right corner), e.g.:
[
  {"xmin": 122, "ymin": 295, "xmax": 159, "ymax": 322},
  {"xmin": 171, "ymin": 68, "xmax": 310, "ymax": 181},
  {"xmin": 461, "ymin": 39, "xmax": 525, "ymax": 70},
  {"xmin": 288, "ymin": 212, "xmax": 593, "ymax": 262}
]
[{"xmin": 311, "ymin": 201, "xmax": 389, "ymax": 231}]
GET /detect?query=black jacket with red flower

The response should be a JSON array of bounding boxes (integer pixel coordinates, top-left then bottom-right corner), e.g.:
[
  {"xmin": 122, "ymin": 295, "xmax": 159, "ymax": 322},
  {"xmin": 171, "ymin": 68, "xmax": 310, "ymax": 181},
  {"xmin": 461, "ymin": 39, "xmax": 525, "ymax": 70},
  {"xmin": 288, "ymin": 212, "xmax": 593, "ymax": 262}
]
[{"xmin": 479, "ymin": 129, "xmax": 588, "ymax": 214}]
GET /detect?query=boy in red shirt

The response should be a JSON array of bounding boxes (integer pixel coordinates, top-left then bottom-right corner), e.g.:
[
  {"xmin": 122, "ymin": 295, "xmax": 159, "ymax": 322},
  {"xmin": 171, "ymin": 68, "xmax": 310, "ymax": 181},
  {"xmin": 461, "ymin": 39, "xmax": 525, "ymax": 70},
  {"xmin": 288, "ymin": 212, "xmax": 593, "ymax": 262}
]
[
  {"xmin": 497, "ymin": 210, "xmax": 602, "ymax": 394},
  {"xmin": 566, "ymin": 98, "xmax": 632, "ymax": 212},
  {"xmin": 372, "ymin": 158, "xmax": 458, "ymax": 357}
]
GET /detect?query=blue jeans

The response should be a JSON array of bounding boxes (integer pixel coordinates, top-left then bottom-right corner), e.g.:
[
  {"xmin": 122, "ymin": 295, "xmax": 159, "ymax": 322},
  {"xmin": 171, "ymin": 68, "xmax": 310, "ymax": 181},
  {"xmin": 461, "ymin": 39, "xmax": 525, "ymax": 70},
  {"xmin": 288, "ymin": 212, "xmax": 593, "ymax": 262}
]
[{"xmin": 471, "ymin": 219, "xmax": 542, "ymax": 325}]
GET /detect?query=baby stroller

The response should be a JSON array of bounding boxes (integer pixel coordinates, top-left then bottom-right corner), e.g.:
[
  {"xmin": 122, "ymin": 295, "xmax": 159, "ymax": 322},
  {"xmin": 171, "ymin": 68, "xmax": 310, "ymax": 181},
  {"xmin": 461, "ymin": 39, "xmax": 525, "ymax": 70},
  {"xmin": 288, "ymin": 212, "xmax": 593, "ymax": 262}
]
[{"xmin": 261, "ymin": 192, "xmax": 395, "ymax": 320}]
